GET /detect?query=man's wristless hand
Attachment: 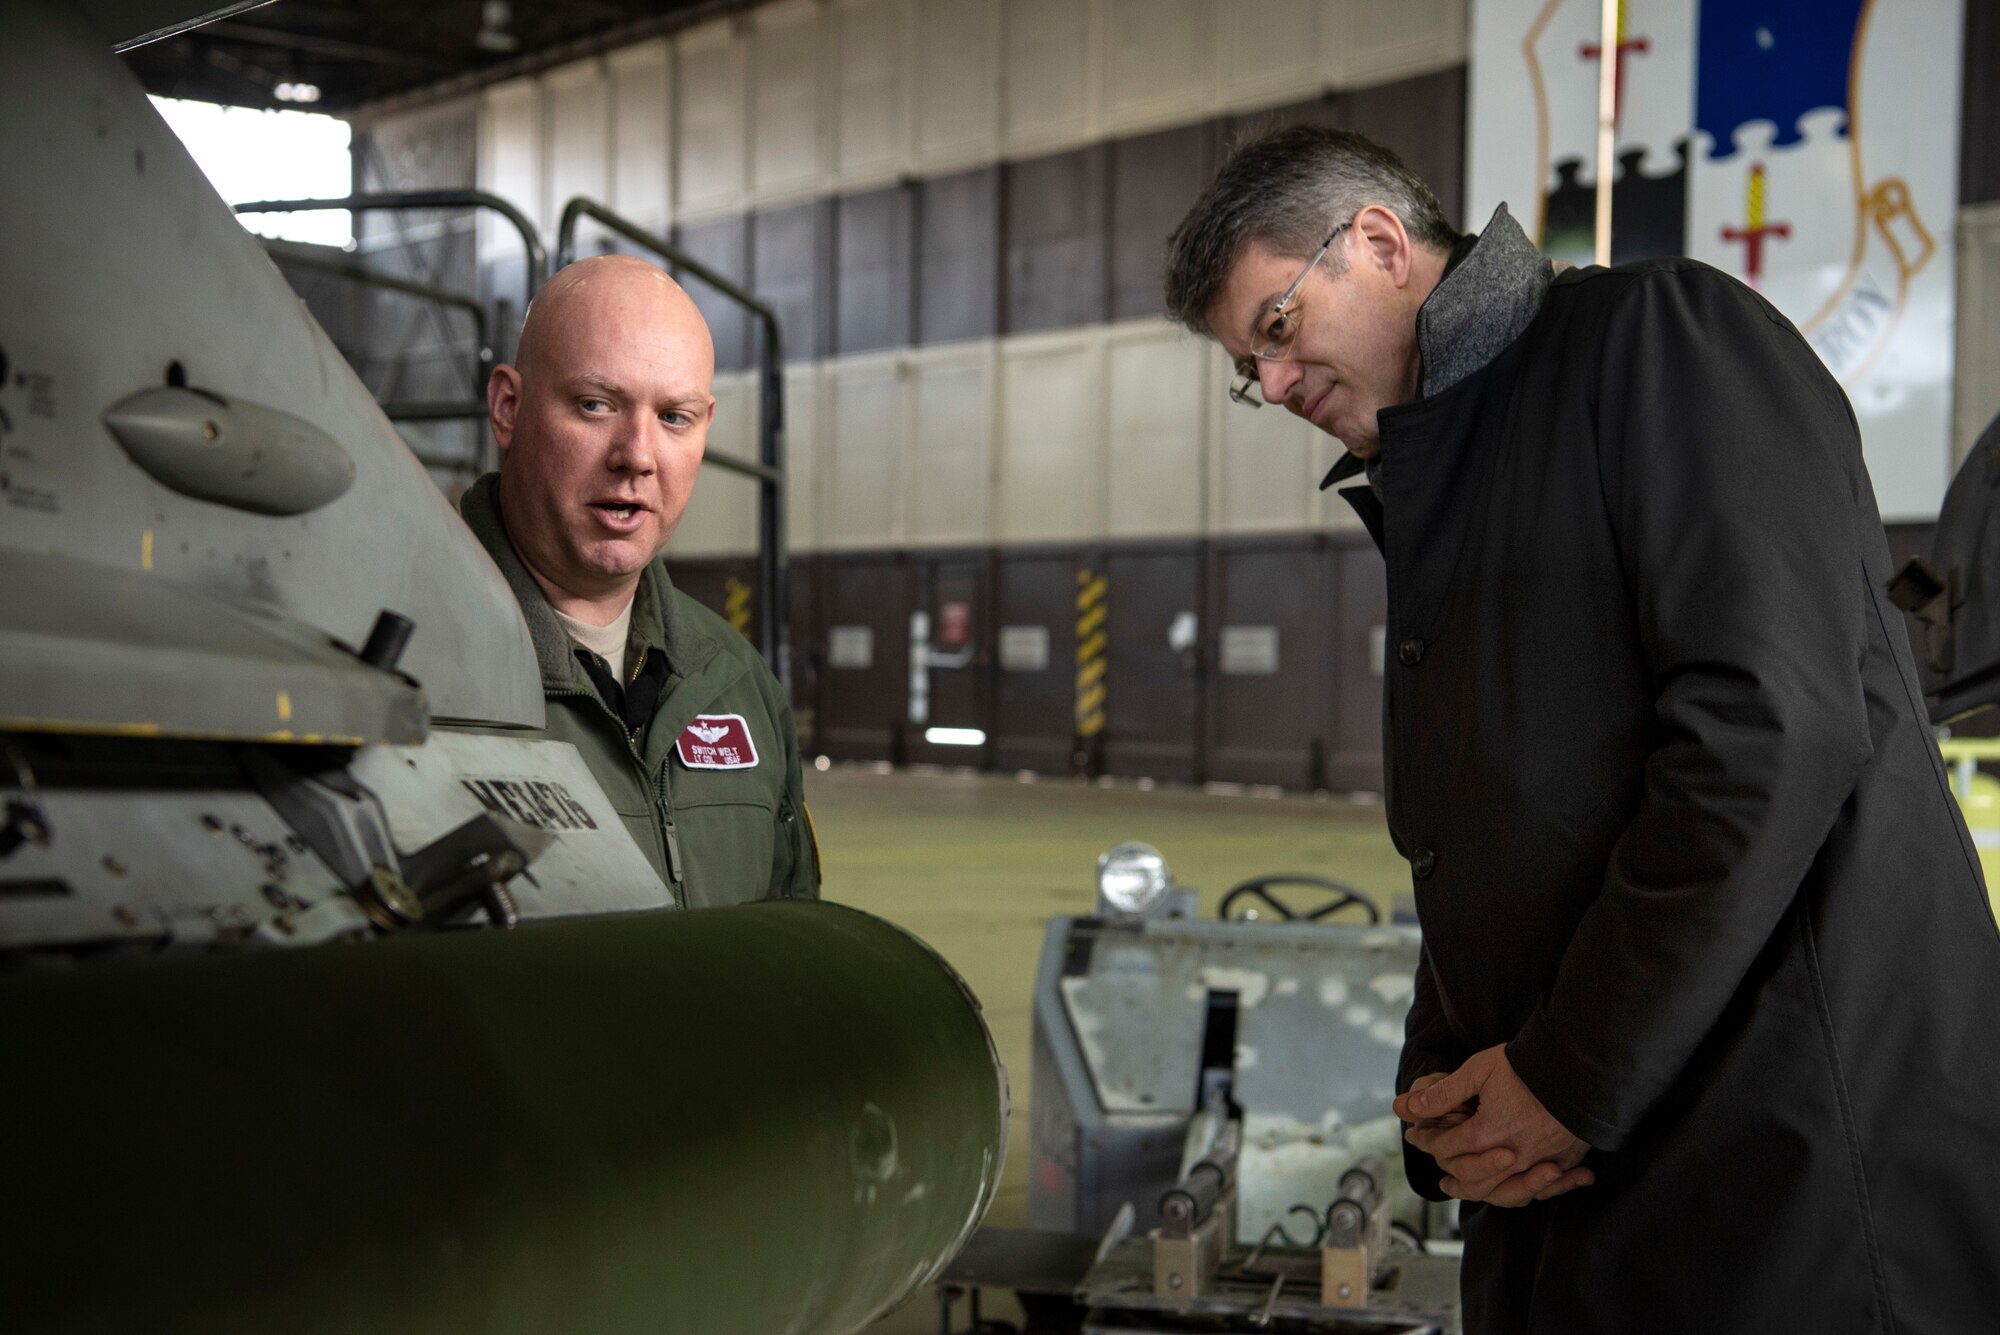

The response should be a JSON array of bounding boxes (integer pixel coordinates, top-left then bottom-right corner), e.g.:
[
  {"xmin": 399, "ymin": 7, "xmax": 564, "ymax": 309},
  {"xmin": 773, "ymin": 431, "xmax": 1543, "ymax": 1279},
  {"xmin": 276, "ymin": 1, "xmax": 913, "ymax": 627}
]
[{"xmin": 1394, "ymin": 1045, "xmax": 1595, "ymax": 1208}]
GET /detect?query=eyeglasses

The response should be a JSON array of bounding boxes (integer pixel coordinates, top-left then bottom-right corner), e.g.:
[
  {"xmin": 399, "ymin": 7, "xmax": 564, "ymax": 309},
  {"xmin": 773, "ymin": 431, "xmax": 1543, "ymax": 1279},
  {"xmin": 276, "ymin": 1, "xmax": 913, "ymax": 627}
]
[{"xmin": 1228, "ymin": 218, "xmax": 1354, "ymax": 408}]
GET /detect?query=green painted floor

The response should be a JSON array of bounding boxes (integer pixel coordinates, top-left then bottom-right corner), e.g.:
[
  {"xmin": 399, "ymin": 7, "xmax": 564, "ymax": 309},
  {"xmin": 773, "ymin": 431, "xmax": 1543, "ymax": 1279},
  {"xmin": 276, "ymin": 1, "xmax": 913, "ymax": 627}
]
[{"xmin": 802, "ymin": 764, "xmax": 1404, "ymax": 1333}]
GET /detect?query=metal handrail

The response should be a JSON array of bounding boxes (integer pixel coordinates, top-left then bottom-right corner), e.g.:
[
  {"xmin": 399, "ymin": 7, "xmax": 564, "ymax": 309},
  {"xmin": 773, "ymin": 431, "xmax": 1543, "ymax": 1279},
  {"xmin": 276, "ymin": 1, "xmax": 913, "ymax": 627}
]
[
  {"xmin": 554, "ymin": 196, "xmax": 789, "ymax": 687},
  {"xmin": 260, "ymin": 238, "xmax": 492, "ymax": 404},
  {"xmin": 234, "ymin": 189, "xmax": 548, "ymax": 316},
  {"xmin": 238, "ymin": 191, "xmax": 550, "ymax": 475}
]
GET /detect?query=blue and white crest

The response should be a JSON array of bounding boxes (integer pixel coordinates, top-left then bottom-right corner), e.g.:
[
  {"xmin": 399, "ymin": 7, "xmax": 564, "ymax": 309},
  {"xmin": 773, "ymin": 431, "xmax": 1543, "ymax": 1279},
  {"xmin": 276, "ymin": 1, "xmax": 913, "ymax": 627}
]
[{"xmin": 1469, "ymin": 0, "xmax": 1962, "ymax": 519}]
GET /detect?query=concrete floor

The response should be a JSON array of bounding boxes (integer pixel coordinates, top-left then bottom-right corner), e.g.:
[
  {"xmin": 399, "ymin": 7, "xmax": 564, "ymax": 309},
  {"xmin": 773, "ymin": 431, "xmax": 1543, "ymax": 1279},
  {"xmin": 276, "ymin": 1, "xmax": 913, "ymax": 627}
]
[{"xmin": 802, "ymin": 764, "xmax": 1405, "ymax": 1333}]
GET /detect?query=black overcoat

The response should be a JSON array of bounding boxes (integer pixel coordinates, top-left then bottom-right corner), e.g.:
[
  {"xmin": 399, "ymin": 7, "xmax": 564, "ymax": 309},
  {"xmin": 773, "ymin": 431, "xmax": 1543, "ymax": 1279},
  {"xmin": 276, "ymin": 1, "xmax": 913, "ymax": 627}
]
[{"xmin": 1349, "ymin": 256, "xmax": 2000, "ymax": 1333}]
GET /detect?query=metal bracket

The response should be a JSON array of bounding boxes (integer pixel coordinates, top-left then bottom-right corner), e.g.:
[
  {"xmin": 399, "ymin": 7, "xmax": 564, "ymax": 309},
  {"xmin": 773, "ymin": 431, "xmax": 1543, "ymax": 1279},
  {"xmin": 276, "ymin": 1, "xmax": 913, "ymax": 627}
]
[
  {"xmin": 399, "ymin": 810, "xmax": 552, "ymax": 928},
  {"xmin": 246, "ymin": 746, "xmax": 556, "ymax": 938},
  {"xmin": 243, "ymin": 748, "xmax": 401, "ymax": 892},
  {"xmin": 0, "ymin": 798, "xmax": 51, "ymax": 858},
  {"xmin": 1153, "ymin": 1151, "xmax": 1238, "ymax": 1301},
  {"xmin": 1319, "ymin": 1156, "xmax": 1387, "ymax": 1310},
  {"xmin": 0, "ymin": 741, "xmax": 50, "ymax": 858},
  {"xmin": 1153, "ymin": 1207, "xmax": 1231, "ymax": 1302}
]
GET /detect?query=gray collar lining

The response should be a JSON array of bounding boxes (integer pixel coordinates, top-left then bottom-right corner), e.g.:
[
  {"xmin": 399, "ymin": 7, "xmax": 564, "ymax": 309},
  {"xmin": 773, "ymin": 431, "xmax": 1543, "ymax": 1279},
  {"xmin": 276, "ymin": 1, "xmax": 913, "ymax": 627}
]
[{"xmin": 1414, "ymin": 203, "xmax": 1552, "ymax": 400}]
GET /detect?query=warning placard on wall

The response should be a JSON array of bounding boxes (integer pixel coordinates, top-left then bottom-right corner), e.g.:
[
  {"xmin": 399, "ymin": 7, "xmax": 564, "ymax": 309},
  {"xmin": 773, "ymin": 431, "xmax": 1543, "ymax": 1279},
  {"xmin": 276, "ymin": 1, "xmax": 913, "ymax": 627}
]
[
  {"xmin": 1000, "ymin": 625, "xmax": 1051, "ymax": 672},
  {"xmin": 828, "ymin": 625, "xmax": 874, "ymax": 670}
]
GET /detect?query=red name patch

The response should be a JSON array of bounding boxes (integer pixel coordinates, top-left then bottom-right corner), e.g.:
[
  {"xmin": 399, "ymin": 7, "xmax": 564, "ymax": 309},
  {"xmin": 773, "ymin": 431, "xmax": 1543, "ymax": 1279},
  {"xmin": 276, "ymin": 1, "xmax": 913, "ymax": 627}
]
[{"xmin": 674, "ymin": 714, "xmax": 759, "ymax": 770}]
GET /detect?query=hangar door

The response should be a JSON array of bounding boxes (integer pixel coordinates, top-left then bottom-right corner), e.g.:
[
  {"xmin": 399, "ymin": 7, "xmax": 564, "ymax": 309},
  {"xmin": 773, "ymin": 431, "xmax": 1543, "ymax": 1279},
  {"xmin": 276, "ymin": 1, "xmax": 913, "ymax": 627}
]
[
  {"xmin": 906, "ymin": 556, "xmax": 992, "ymax": 768},
  {"xmin": 991, "ymin": 554, "xmax": 1078, "ymax": 774},
  {"xmin": 1101, "ymin": 548, "xmax": 1202, "ymax": 784}
]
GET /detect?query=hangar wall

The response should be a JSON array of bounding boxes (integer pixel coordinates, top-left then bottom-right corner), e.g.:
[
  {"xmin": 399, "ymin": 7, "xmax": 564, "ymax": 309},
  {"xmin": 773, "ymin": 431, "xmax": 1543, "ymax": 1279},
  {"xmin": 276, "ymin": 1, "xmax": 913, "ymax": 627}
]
[
  {"xmin": 332, "ymin": 0, "xmax": 2000, "ymax": 788},
  {"xmin": 453, "ymin": 0, "xmax": 1473, "ymax": 790}
]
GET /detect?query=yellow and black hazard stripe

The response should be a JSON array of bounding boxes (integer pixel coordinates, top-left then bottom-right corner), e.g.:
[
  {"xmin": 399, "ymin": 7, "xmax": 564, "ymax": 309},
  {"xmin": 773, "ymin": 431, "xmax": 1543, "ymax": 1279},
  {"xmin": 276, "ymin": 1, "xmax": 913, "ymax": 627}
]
[
  {"xmin": 1075, "ymin": 567, "xmax": 1108, "ymax": 742},
  {"xmin": 723, "ymin": 575, "xmax": 754, "ymax": 640}
]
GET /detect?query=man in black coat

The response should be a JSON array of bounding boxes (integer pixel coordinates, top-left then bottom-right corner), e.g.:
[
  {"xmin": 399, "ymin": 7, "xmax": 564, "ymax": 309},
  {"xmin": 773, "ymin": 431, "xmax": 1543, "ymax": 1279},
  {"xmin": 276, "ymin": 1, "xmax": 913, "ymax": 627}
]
[{"xmin": 1164, "ymin": 125, "xmax": 2000, "ymax": 1332}]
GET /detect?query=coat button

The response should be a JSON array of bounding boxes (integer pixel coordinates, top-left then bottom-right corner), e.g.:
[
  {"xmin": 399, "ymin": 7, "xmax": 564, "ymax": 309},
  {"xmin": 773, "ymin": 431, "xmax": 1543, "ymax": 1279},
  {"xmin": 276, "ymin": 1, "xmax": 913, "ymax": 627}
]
[
  {"xmin": 1398, "ymin": 637, "xmax": 1425, "ymax": 666},
  {"xmin": 1412, "ymin": 848, "xmax": 1437, "ymax": 879}
]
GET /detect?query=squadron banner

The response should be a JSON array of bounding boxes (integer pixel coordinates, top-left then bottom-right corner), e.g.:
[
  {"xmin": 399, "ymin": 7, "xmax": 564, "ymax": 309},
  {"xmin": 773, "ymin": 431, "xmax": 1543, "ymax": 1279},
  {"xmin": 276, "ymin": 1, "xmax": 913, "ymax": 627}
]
[{"xmin": 1468, "ymin": 0, "xmax": 1964, "ymax": 520}]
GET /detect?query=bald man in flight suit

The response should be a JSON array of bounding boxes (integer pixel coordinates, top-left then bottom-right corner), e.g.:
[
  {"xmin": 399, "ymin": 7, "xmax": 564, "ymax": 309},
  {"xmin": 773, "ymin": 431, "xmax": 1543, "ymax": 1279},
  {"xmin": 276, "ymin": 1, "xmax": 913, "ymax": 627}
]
[{"xmin": 460, "ymin": 255, "xmax": 818, "ymax": 908}]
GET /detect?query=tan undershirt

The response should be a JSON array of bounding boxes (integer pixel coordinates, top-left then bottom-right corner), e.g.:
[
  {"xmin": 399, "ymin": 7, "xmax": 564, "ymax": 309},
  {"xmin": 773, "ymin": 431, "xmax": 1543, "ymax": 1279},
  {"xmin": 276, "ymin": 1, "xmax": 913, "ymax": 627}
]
[{"xmin": 555, "ymin": 597, "xmax": 635, "ymax": 683}]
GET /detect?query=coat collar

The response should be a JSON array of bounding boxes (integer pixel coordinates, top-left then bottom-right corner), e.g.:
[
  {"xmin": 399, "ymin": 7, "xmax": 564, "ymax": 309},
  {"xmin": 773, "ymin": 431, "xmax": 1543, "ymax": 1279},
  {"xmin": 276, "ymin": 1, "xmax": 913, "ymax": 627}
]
[
  {"xmin": 1413, "ymin": 203, "xmax": 1552, "ymax": 400},
  {"xmin": 458, "ymin": 472, "xmax": 717, "ymax": 693},
  {"xmin": 1319, "ymin": 203, "xmax": 1551, "ymax": 495}
]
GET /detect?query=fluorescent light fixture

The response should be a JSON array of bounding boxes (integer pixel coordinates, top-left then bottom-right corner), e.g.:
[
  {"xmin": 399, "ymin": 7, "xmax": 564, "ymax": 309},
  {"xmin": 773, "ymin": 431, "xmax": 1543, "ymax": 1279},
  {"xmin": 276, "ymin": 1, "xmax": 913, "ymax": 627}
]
[{"xmin": 924, "ymin": 727, "xmax": 986, "ymax": 746}]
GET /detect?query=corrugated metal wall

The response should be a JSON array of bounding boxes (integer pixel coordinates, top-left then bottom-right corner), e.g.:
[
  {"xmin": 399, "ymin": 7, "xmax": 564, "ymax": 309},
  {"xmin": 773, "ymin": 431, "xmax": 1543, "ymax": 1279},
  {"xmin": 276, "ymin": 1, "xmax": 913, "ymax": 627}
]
[{"xmin": 723, "ymin": 535, "xmax": 1394, "ymax": 787}]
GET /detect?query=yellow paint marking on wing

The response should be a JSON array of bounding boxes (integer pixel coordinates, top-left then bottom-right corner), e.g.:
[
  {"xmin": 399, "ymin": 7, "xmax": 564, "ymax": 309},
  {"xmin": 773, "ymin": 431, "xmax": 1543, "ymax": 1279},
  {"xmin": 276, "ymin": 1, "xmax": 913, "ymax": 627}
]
[
  {"xmin": 141, "ymin": 529, "xmax": 154, "ymax": 571},
  {"xmin": 276, "ymin": 690, "xmax": 293, "ymax": 721},
  {"xmin": 0, "ymin": 717, "xmax": 163, "ymax": 738},
  {"xmin": 0, "ymin": 717, "xmax": 363, "ymax": 746}
]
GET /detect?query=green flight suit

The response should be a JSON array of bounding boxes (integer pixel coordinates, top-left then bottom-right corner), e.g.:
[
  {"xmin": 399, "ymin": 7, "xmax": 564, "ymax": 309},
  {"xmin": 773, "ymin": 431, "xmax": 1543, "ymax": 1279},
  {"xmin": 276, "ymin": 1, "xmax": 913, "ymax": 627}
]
[{"xmin": 459, "ymin": 474, "xmax": 819, "ymax": 907}]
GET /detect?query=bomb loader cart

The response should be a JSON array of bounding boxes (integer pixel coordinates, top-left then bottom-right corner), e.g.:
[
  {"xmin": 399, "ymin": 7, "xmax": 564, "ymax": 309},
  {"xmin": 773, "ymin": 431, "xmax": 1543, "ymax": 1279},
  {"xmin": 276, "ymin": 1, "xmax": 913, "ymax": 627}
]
[{"xmin": 937, "ymin": 844, "xmax": 1462, "ymax": 1334}]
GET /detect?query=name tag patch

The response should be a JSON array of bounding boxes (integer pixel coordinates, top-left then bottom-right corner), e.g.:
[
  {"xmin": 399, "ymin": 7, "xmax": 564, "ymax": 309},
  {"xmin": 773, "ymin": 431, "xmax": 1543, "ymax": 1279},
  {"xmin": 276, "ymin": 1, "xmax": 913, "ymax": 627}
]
[{"xmin": 674, "ymin": 714, "xmax": 759, "ymax": 770}]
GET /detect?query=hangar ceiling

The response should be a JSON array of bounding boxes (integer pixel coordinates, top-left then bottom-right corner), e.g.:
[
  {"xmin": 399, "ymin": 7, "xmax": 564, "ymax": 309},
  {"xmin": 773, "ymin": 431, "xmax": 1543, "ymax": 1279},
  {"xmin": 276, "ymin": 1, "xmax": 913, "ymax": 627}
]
[{"xmin": 118, "ymin": 0, "xmax": 753, "ymax": 113}]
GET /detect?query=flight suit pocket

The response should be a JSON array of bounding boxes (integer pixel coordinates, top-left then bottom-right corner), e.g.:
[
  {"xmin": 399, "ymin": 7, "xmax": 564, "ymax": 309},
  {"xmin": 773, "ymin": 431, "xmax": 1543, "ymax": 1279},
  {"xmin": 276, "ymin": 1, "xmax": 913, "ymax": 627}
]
[{"xmin": 673, "ymin": 799, "xmax": 778, "ymax": 908}]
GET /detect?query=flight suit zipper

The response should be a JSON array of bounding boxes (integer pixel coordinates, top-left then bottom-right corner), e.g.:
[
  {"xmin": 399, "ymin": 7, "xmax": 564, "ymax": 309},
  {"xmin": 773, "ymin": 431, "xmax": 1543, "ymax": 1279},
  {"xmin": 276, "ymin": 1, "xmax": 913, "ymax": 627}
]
[
  {"xmin": 622, "ymin": 651, "xmax": 687, "ymax": 897},
  {"xmin": 551, "ymin": 664, "xmax": 685, "ymax": 909}
]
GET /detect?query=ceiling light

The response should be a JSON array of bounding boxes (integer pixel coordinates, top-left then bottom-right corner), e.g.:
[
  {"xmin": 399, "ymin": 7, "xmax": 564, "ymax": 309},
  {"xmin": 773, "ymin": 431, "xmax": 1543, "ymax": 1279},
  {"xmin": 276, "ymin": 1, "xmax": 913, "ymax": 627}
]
[{"xmin": 476, "ymin": 1, "xmax": 519, "ymax": 53}]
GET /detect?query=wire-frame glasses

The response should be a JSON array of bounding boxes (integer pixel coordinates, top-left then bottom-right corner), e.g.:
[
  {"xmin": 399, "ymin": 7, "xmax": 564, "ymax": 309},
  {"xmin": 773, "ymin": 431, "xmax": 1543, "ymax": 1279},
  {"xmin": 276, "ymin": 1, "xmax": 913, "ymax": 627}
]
[{"xmin": 1227, "ymin": 218, "xmax": 1354, "ymax": 408}]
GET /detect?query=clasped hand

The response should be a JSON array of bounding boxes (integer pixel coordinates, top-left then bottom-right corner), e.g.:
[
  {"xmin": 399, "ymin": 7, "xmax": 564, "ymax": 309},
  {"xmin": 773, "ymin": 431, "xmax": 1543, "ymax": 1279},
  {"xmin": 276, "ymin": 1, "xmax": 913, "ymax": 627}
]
[{"xmin": 1392, "ymin": 1044, "xmax": 1595, "ymax": 1208}]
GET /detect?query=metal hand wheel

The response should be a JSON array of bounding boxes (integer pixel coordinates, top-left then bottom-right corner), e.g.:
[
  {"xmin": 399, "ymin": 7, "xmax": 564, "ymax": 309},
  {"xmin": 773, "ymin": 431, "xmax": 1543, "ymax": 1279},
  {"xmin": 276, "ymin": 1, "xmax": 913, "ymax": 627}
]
[{"xmin": 1217, "ymin": 875, "xmax": 1381, "ymax": 924}]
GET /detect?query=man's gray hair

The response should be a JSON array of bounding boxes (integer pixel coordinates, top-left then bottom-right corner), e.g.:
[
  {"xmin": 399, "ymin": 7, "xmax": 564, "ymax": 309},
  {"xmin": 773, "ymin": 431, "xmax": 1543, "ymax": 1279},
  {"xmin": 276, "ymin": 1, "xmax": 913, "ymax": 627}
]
[{"xmin": 1164, "ymin": 125, "xmax": 1459, "ymax": 335}]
